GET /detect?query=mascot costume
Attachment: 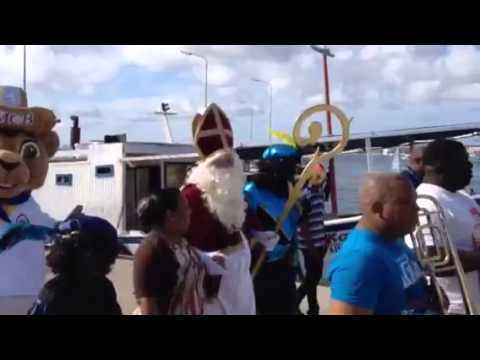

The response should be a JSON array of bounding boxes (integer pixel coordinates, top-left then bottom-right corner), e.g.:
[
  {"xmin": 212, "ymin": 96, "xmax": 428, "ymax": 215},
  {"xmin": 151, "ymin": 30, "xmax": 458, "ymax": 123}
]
[
  {"xmin": 0, "ymin": 86, "xmax": 59, "ymax": 314},
  {"xmin": 244, "ymin": 104, "xmax": 351, "ymax": 315},
  {"xmin": 182, "ymin": 103, "xmax": 256, "ymax": 315}
]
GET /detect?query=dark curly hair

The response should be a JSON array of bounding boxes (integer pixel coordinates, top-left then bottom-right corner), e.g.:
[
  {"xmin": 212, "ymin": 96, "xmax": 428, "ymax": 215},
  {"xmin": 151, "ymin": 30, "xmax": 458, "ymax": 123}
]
[
  {"xmin": 137, "ymin": 188, "xmax": 181, "ymax": 233},
  {"xmin": 47, "ymin": 217, "xmax": 119, "ymax": 277},
  {"xmin": 423, "ymin": 138, "xmax": 467, "ymax": 170},
  {"xmin": 422, "ymin": 138, "xmax": 472, "ymax": 192}
]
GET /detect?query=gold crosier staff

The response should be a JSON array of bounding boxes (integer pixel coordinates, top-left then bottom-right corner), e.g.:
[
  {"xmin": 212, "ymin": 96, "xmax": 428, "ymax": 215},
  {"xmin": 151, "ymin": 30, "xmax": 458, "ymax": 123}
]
[{"xmin": 251, "ymin": 104, "xmax": 352, "ymax": 277}]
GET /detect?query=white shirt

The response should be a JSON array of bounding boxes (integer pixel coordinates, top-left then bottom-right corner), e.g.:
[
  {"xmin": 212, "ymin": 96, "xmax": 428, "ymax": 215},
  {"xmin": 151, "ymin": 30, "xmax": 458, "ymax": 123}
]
[
  {"xmin": 0, "ymin": 198, "xmax": 55, "ymax": 299},
  {"xmin": 415, "ymin": 183, "xmax": 480, "ymax": 314},
  {"xmin": 203, "ymin": 234, "xmax": 256, "ymax": 315}
]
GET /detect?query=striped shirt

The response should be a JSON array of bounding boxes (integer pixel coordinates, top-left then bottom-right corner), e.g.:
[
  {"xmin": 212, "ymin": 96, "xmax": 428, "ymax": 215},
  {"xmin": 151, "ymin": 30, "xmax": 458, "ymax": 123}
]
[{"xmin": 297, "ymin": 187, "xmax": 327, "ymax": 249}]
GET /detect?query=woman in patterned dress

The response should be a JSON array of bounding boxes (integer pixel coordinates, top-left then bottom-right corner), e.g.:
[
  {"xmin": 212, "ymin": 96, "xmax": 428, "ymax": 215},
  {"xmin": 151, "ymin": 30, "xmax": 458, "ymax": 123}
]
[{"xmin": 133, "ymin": 188, "xmax": 220, "ymax": 315}]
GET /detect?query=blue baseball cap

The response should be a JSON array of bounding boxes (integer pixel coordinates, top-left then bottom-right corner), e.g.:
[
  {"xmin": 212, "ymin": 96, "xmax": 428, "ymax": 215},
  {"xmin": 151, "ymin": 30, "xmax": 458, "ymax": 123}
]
[
  {"xmin": 64, "ymin": 214, "xmax": 118, "ymax": 247},
  {"xmin": 262, "ymin": 144, "xmax": 300, "ymax": 161}
]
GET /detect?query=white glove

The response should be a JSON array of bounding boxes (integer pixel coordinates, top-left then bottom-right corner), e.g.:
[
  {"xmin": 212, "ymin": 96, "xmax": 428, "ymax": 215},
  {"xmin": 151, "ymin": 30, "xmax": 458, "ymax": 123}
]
[
  {"xmin": 196, "ymin": 251, "xmax": 227, "ymax": 275},
  {"xmin": 252, "ymin": 231, "xmax": 280, "ymax": 252}
]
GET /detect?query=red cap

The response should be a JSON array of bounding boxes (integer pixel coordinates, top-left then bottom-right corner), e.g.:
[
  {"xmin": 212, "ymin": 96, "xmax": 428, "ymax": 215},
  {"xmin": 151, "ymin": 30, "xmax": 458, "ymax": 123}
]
[{"xmin": 312, "ymin": 163, "xmax": 325, "ymax": 174}]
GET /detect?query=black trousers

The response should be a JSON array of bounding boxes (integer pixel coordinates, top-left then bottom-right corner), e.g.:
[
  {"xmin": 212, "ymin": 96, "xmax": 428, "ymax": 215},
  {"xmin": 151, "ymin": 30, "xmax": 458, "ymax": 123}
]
[
  {"xmin": 296, "ymin": 247, "xmax": 327, "ymax": 315},
  {"xmin": 254, "ymin": 256, "xmax": 297, "ymax": 315}
]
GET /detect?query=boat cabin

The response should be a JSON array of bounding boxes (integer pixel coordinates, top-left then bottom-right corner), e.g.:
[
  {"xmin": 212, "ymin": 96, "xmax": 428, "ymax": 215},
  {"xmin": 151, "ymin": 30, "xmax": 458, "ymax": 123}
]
[{"xmin": 33, "ymin": 135, "xmax": 198, "ymax": 237}]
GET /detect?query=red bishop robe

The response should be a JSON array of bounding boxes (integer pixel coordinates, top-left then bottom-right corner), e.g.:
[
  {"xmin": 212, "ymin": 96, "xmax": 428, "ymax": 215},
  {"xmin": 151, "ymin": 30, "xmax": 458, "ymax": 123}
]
[{"xmin": 182, "ymin": 183, "xmax": 241, "ymax": 252}]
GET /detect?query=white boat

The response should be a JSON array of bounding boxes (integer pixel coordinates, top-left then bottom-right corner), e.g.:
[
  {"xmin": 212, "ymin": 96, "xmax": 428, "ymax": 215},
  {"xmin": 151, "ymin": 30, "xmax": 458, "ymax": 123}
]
[{"xmin": 33, "ymin": 130, "xmax": 199, "ymax": 255}]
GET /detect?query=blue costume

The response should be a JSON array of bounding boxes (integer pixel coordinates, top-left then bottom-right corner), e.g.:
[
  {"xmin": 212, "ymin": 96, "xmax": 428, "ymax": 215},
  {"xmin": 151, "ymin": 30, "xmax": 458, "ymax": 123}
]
[
  {"xmin": 243, "ymin": 144, "xmax": 302, "ymax": 315},
  {"xmin": 244, "ymin": 182, "xmax": 300, "ymax": 263}
]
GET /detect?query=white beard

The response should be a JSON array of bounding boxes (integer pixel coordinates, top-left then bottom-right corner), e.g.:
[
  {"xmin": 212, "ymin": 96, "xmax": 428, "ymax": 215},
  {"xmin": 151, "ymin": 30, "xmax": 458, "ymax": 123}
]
[{"xmin": 186, "ymin": 151, "xmax": 247, "ymax": 232}]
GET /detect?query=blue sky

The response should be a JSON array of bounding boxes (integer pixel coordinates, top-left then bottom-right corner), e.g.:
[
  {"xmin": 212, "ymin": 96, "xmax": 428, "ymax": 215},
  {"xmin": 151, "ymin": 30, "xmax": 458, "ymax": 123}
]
[{"xmin": 2, "ymin": 45, "xmax": 480, "ymax": 146}]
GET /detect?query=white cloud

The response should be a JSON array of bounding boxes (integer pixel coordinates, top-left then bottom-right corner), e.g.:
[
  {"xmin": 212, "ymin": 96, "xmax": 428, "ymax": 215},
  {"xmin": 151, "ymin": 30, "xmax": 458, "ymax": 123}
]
[
  {"xmin": 382, "ymin": 58, "xmax": 406, "ymax": 85},
  {"xmin": 441, "ymin": 83, "xmax": 480, "ymax": 101},
  {"xmin": 295, "ymin": 53, "xmax": 316, "ymax": 69},
  {"xmin": 366, "ymin": 89, "xmax": 379, "ymax": 101},
  {"xmin": 72, "ymin": 109, "xmax": 102, "ymax": 118},
  {"xmin": 204, "ymin": 45, "xmax": 246, "ymax": 56},
  {"xmin": 204, "ymin": 63, "xmax": 235, "ymax": 86},
  {"xmin": 406, "ymin": 80, "xmax": 441, "ymax": 102},
  {"xmin": 215, "ymin": 86, "xmax": 238, "ymax": 97},
  {"xmin": 29, "ymin": 46, "xmax": 123, "ymax": 93},
  {"xmin": 360, "ymin": 45, "xmax": 380, "ymax": 60},
  {"xmin": 272, "ymin": 78, "xmax": 290, "ymax": 93},
  {"xmin": 443, "ymin": 45, "xmax": 480, "ymax": 79},
  {"xmin": 0, "ymin": 46, "xmax": 27, "ymax": 86},
  {"xmin": 331, "ymin": 86, "xmax": 348, "ymax": 104},
  {"xmin": 381, "ymin": 45, "xmax": 408, "ymax": 55},
  {"xmin": 336, "ymin": 50, "xmax": 354, "ymax": 61},
  {"xmin": 0, "ymin": 46, "xmax": 124, "ymax": 99},
  {"xmin": 305, "ymin": 93, "xmax": 325, "ymax": 105},
  {"xmin": 411, "ymin": 45, "xmax": 448, "ymax": 59},
  {"xmin": 120, "ymin": 45, "xmax": 185, "ymax": 71},
  {"xmin": 7, "ymin": 45, "xmax": 480, "ymax": 145}
]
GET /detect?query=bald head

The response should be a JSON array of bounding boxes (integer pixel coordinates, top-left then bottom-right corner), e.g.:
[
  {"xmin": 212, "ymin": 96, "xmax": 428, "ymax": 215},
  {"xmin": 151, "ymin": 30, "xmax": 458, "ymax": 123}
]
[
  {"xmin": 359, "ymin": 173, "xmax": 418, "ymax": 239},
  {"xmin": 360, "ymin": 173, "xmax": 410, "ymax": 210}
]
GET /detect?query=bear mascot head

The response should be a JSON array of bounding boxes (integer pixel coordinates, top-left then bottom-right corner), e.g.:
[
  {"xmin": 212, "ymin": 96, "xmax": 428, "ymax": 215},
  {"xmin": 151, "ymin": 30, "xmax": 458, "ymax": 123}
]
[{"xmin": 0, "ymin": 86, "xmax": 59, "ymax": 201}]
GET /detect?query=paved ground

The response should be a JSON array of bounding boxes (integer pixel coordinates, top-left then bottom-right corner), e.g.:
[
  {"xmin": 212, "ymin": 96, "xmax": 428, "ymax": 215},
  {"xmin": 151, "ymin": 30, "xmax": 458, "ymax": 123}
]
[
  {"xmin": 108, "ymin": 257, "xmax": 137, "ymax": 315},
  {"xmin": 106, "ymin": 257, "xmax": 331, "ymax": 315}
]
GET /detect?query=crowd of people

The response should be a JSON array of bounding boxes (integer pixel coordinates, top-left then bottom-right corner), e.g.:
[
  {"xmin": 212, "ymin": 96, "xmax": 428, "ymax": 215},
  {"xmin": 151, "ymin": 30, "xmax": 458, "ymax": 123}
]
[
  {"xmin": 329, "ymin": 139, "xmax": 480, "ymax": 315},
  {"xmin": 28, "ymin": 136, "xmax": 480, "ymax": 316},
  {"xmin": 2, "ymin": 87, "xmax": 480, "ymax": 315},
  {"xmin": 134, "ymin": 135, "xmax": 479, "ymax": 316}
]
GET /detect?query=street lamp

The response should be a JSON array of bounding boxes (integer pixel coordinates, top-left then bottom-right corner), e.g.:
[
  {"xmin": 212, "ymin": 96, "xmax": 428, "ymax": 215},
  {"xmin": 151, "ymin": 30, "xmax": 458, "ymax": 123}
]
[
  {"xmin": 154, "ymin": 102, "xmax": 177, "ymax": 144},
  {"xmin": 310, "ymin": 45, "xmax": 335, "ymax": 134},
  {"xmin": 310, "ymin": 45, "xmax": 335, "ymax": 59},
  {"xmin": 23, "ymin": 45, "xmax": 27, "ymax": 92},
  {"xmin": 251, "ymin": 78, "xmax": 273, "ymax": 143},
  {"xmin": 181, "ymin": 49, "xmax": 208, "ymax": 109},
  {"xmin": 238, "ymin": 100, "xmax": 255, "ymax": 143},
  {"xmin": 310, "ymin": 44, "xmax": 339, "ymax": 214}
]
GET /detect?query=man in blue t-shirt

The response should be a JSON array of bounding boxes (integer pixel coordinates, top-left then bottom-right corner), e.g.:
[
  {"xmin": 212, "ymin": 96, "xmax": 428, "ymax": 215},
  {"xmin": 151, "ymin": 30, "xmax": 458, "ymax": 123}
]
[{"xmin": 328, "ymin": 173, "xmax": 433, "ymax": 315}]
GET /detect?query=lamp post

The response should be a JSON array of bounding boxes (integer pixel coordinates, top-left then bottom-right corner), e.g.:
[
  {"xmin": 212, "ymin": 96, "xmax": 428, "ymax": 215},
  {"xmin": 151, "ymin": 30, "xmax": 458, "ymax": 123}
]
[
  {"xmin": 310, "ymin": 45, "xmax": 339, "ymax": 214},
  {"xmin": 23, "ymin": 45, "xmax": 27, "ymax": 92},
  {"xmin": 154, "ymin": 102, "xmax": 177, "ymax": 143},
  {"xmin": 239, "ymin": 100, "xmax": 255, "ymax": 143},
  {"xmin": 181, "ymin": 49, "xmax": 208, "ymax": 109},
  {"xmin": 251, "ymin": 78, "xmax": 273, "ymax": 143}
]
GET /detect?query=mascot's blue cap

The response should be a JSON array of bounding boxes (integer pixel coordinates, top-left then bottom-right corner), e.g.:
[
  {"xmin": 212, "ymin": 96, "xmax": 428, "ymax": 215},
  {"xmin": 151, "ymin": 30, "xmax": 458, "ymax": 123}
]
[{"xmin": 262, "ymin": 144, "xmax": 300, "ymax": 161}]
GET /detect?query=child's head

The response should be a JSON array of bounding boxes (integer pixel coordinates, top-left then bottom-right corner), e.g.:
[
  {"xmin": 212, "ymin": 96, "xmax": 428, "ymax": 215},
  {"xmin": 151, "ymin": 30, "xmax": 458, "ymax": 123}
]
[
  {"xmin": 308, "ymin": 163, "xmax": 326, "ymax": 189},
  {"xmin": 137, "ymin": 188, "xmax": 191, "ymax": 236},
  {"xmin": 47, "ymin": 214, "xmax": 119, "ymax": 277}
]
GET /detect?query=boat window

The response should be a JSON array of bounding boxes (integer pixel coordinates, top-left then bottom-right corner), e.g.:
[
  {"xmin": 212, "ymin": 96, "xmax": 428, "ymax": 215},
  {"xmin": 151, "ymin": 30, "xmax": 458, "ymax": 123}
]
[
  {"xmin": 56, "ymin": 174, "xmax": 73, "ymax": 186},
  {"xmin": 125, "ymin": 165, "xmax": 161, "ymax": 231},
  {"xmin": 96, "ymin": 165, "xmax": 114, "ymax": 178},
  {"xmin": 165, "ymin": 162, "xmax": 193, "ymax": 188}
]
